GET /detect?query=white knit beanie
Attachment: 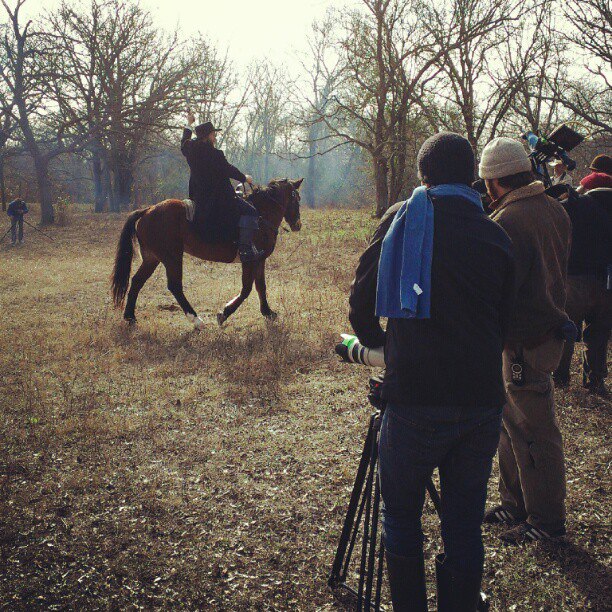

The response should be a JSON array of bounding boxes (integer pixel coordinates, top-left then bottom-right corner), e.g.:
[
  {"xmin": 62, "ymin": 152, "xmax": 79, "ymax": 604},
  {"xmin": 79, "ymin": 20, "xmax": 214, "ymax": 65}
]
[{"xmin": 479, "ymin": 137, "xmax": 532, "ymax": 180}]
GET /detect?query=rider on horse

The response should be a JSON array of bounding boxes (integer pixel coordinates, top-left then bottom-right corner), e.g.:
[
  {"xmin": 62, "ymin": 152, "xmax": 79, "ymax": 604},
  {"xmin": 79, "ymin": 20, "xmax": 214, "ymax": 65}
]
[{"xmin": 181, "ymin": 112, "xmax": 264, "ymax": 263}]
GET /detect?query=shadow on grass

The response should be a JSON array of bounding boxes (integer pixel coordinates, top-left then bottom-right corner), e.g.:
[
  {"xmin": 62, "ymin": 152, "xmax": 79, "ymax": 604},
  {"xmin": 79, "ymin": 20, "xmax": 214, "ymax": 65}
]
[{"xmin": 535, "ymin": 541, "xmax": 612, "ymax": 608}]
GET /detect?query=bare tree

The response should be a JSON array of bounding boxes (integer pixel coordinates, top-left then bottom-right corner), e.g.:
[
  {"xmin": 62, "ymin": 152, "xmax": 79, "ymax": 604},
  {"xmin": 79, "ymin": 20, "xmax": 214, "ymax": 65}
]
[
  {"xmin": 429, "ymin": 0, "xmax": 522, "ymax": 153},
  {"xmin": 49, "ymin": 0, "xmax": 191, "ymax": 212},
  {"xmin": 0, "ymin": 0, "xmax": 93, "ymax": 223},
  {"xmin": 241, "ymin": 62, "xmax": 292, "ymax": 182},
  {"xmin": 547, "ymin": 0, "xmax": 611, "ymax": 134},
  {"xmin": 183, "ymin": 36, "xmax": 247, "ymax": 147},
  {"xmin": 300, "ymin": 14, "xmax": 343, "ymax": 207},
  {"xmin": 500, "ymin": 5, "xmax": 567, "ymax": 137},
  {"xmin": 316, "ymin": 0, "xmax": 523, "ymax": 216}
]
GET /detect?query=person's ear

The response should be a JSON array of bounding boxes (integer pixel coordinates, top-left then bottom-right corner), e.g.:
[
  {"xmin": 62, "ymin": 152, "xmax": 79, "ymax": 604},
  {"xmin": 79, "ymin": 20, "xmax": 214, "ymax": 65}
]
[{"xmin": 485, "ymin": 179, "xmax": 497, "ymax": 199}]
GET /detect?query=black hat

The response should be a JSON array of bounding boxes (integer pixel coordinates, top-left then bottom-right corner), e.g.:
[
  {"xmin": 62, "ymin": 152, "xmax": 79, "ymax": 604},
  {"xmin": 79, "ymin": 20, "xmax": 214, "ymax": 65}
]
[
  {"xmin": 417, "ymin": 132, "xmax": 475, "ymax": 186},
  {"xmin": 195, "ymin": 121, "xmax": 222, "ymax": 138}
]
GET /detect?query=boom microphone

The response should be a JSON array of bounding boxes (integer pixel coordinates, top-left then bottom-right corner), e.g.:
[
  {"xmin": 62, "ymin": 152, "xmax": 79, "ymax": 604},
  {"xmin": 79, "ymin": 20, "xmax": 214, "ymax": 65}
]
[{"xmin": 335, "ymin": 334, "xmax": 385, "ymax": 368}]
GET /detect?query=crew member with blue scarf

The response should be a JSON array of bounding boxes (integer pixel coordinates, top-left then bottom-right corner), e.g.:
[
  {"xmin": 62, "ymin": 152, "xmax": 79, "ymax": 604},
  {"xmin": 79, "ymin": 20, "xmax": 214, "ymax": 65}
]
[{"xmin": 348, "ymin": 133, "xmax": 515, "ymax": 611}]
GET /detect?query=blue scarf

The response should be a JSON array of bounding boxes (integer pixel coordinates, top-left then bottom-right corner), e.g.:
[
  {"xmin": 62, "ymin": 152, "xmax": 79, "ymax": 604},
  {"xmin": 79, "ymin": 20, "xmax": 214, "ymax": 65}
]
[{"xmin": 376, "ymin": 184, "xmax": 483, "ymax": 319}]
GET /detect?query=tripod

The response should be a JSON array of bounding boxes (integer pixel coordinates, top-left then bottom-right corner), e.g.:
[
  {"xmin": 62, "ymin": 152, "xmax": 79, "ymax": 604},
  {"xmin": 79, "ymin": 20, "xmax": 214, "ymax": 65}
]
[{"xmin": 328, "ymin": 377, "xmax": 488, "ymax": 611}]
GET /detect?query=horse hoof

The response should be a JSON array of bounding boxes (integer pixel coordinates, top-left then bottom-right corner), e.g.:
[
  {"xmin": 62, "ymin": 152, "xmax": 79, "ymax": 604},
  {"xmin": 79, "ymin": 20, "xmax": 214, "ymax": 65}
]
[
  {"xmin": 186, "ymin": 313, "xmax": 206, "ymax": 330},
  {"xmin": 124, "ymin": 316, "xmax": 137, "ymax": 326},
  {"xmin": 264, "ymin": 311, "xmax": 278, "ymax": 322},
  {"xmin": 217, "ymin": 312, "xmax": 227, "ymax": 327}
]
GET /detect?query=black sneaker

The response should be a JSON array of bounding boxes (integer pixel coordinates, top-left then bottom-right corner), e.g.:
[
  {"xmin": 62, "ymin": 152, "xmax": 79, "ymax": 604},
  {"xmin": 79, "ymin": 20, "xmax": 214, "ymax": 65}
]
[
  {"xmin": 585, "ymin": 380, "xmax": 609, "ymax": 398},
  {"xmin": 500, "ymin": 522, "xmax": 566, "ymax": 545},
  {"xmin": 483, "ymin": 505, "xmax": 522, "ymax": 525}
]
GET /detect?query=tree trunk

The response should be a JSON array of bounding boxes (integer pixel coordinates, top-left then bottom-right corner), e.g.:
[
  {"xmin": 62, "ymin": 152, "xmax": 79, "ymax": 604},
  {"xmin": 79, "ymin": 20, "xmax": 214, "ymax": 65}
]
[
  {"xmin": 0, "ymin": 154, "xmax": 6, "ymax": 211},
  {"xmin": 34, "ymin": 156, "xmax": 54, "ymax": 225},
  {"xmin": 305, "ymin": 129, "xmax": 317, "ymax": 208},
  {"xmin": 374, "ymin": 155, "xmax": 389, "ymax": 218},
  {"xmin": 114, "ymin": 166, "xmax": 134, "ymax": 211},
  {"xmin": 92, "ymin": 145, "xmax": 106, "ymax": 213}
]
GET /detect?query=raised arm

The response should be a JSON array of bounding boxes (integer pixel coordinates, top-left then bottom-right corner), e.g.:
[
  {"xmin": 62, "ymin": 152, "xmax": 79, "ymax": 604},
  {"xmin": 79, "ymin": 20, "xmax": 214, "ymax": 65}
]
[{"xmin": 181, "ymin": 128, "xmax": 193, "ymax": 157}]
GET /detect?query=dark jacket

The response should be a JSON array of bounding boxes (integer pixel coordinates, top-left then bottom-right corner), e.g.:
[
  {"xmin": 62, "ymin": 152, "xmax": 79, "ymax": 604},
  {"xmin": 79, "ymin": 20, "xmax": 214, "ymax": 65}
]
[
  {"xmin": 7, "ymin": 199, "xmax": 28, "ymax": 218},
  {"xmin": 490, "ymin": 181, "xmax": 572, "ymax": 345},
  {"xmin": 349, "ymin": 194, "xmax": 515, "ymax": 409},
  {"xmin": 181, "ymin": 128, "xmax": 246, "ymax": 238},
  {"xmin": 560, "ymin": 188, "xmax": 612, "ymax": 280}
]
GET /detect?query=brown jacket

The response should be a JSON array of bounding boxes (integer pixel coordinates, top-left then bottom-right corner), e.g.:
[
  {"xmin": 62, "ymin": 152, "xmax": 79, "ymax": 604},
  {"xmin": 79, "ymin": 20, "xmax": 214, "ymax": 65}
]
[{"xmin": 491, "ymin": 181, "xmax": 571, "ymax": 345}]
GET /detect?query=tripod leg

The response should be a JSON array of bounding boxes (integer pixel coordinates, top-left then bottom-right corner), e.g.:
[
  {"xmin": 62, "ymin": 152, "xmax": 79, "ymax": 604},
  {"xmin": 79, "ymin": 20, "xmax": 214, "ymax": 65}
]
[
  {"xmin": 357, "ymin": 456, "xmax": 375, "ymax": 610},
  {"xmin": 364, "ymin": 424, "xmax": 382, "ymax": 608},
  {"xmin": 374, "ymin": 536, "xmax": 384, "ymax": 610},
  {"xmin": 426, "ymin": 478, "xmax": 442, "ymax": 516},
  {"xmin": 329, "ymin": 415, "xmax": 376, "ymax": 588}
]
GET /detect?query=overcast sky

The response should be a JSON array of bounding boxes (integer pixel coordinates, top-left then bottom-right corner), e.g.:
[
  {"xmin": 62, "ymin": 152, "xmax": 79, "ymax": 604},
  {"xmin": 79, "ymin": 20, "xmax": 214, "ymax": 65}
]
[{"xmin": 23, "ymin": 0, "xmax": 355, "ymax": 69}]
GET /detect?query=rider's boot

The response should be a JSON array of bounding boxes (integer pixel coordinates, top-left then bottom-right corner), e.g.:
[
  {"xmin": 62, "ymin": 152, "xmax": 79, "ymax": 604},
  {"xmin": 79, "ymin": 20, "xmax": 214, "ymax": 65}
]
[{"xmin": 238, "ymin": 215, "xmax": 265, "ymax": 263}]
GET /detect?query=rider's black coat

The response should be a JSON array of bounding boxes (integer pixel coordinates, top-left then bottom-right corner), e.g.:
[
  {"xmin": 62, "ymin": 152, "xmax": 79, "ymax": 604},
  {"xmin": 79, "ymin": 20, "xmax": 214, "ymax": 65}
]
[{"xmin": 181, "ymin": 128, "xmax": 247, "ymax": 240}]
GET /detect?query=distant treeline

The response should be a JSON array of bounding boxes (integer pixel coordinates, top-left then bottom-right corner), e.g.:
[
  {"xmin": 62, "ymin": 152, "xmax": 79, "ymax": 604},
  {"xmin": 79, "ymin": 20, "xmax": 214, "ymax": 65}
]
[{"xmin": 0, "ymin": 0, "xmax": 610, "ymax": 222}]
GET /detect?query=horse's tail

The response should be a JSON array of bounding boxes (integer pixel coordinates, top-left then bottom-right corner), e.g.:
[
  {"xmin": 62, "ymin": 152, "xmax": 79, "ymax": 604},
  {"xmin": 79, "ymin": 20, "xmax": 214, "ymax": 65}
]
[{"xmin": 111, "ymin": 208, "xmax": 148, "ymax": 308}]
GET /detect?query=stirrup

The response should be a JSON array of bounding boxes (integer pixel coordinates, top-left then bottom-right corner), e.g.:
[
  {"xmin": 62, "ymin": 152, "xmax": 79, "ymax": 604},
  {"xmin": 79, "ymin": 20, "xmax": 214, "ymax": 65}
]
[{"xmin": 239, "ymin": 245, "xmax": 265, "ymax": 263}]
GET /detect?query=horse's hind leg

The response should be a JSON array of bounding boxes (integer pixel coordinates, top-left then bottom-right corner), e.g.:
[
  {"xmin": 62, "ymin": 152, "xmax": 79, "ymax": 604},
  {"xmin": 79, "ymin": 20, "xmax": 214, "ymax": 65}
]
[
  {"xmin": 254, "ymin": 261, "xmax": 276, "ymax": 320},
  {"xmin": 217, "ymin": 264, "xmax": 256, "ymax": 326},
  {"xmin": 124, "ymin": 253, "xmax": 159, "ymax": 322},
  {"xmin": 163, "ymin": 256, "xmax": 205, "ymax": 330}
]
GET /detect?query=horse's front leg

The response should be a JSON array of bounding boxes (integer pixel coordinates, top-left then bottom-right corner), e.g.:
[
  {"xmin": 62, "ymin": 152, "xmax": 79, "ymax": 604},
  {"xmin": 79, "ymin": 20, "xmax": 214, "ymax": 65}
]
[
  {"xmin": 217, "ymin": 263, "xmax": 255, "ymax": 326},
  {"xmin": 254, "ymin": 261, "xmax": 276, "ymax": 320}
]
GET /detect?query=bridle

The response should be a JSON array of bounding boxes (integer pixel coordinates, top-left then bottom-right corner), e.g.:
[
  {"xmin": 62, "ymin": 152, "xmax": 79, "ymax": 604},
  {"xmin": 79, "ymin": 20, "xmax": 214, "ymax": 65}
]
[{"xmin": 243, "ymin": 180, "xmax": 300, "ymax": 234}]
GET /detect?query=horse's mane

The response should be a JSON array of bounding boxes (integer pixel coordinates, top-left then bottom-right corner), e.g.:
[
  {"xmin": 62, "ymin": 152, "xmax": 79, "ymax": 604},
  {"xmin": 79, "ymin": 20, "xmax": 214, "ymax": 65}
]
[{"xmin": 248, "ymin": 179, "xmax": 290, "ymax": 210}]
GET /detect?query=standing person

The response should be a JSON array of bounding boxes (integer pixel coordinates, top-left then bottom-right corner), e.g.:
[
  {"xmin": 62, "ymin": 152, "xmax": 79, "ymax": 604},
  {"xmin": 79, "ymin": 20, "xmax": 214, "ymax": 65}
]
[
  {"xmin": 181, "ymin": 112, "xmax": 263, "ymax": 263},
  {"xmin": 480, "ymin": 137, "xmax": 572, "ymax": 544},
  {"xmin": 553, "ymin": 183, "xmax": 612, "ymax": 397},
  {"xmin": 349, "ymin": 133, "xmax": 515, "ymax": 611},
  {"xmin": 576, "ymin": 154, "xmax": 612, "ymax": 193},
  {"xmin": 7, "ymin": 198, "xmax": 28, "ymax": 246},
  {"xmin": 549, "ymin": 159, "xmax": 573, "ymax": 186}
]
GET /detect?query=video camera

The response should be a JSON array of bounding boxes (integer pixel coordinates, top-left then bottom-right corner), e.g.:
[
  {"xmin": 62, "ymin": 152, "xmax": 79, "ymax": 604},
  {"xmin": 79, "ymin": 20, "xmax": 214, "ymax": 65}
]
[{"xmin": 521, "ymin": 123, "xmax": 584, "ymax": 188}]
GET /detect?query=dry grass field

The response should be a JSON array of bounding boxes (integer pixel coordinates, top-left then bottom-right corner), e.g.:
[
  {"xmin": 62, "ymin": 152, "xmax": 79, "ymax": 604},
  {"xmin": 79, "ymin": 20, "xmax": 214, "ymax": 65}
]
[{"xmin": 0, "ymin": 205, "xmax": 610, "ymax": 610}]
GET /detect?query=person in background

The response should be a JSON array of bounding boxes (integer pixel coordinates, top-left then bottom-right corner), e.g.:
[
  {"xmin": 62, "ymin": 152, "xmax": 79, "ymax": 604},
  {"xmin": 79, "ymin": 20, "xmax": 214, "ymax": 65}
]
[
  {"xmin": 576, "ymin": 154, "xmax": 612, "ymax": 193},
  {"xmin": 480, "ymin": 137, "xmax": 572, "ymax": 545},
  {"xmin": 349, "ymin": 132, "xmax": 515, "ymax": 611},
  {"xmin": 7, "ymin": 198, "xmax": 28, "ymax": 246},
  {"xmin": 549, "ymin": 159, "xmax": 573, "ymax": 186},
  {"xmin": 553, "ymin": 163, "xmax": 612, "ymax": 396}
]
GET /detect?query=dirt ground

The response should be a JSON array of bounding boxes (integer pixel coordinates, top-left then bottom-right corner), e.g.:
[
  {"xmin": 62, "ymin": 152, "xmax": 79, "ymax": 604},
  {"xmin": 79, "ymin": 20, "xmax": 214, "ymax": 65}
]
[{"xmin": 0, "ymin": 205, "xmax": 610, "ymax": 610}]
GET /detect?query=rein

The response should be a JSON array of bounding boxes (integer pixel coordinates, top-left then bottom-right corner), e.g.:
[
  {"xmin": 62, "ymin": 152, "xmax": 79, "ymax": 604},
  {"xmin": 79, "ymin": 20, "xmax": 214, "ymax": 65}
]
[{"xmin": 245, "ymin": 183, "xmax": 292, "ymax": 235}]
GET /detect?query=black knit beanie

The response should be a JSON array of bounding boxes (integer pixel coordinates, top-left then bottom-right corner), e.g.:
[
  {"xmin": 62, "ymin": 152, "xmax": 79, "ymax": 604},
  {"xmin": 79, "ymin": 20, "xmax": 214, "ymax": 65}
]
[{"xmin": 417, "ymin": 132, "xmax": 475, "ymax": 186}]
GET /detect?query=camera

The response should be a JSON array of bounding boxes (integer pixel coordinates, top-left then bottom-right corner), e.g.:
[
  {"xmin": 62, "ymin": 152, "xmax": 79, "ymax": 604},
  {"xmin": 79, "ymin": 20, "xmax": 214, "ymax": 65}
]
[
  {"xmin": 521, "ymin": 123, "xmax": 584, "ymax": 188},
  {"xmin": 335, "ymin": 334, "xmax": 385, "ymax": 368}
]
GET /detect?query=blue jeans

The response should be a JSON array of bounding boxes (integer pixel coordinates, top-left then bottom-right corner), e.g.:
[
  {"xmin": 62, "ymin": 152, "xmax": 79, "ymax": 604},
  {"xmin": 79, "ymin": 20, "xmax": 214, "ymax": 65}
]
[
  {"xmin": 235, "ymin": 197, "xmax": 258, "ymax": 217},
  {"xmin": 379, "ymin": 404, "xmax": 502, "ymax": 574}
]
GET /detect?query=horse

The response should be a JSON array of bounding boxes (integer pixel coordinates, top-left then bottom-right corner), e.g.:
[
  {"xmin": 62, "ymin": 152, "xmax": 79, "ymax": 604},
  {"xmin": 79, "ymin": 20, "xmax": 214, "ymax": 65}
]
[{"xmin": 111, "ymin": 178, "xmax": 303, "ymax": 328}]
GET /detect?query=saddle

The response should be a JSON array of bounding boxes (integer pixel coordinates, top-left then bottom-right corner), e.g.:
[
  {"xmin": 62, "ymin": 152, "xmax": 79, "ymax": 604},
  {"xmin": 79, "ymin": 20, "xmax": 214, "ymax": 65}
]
[{"xmin": 183, "ymin": 198, "xmax": 239, "ymax": 244}]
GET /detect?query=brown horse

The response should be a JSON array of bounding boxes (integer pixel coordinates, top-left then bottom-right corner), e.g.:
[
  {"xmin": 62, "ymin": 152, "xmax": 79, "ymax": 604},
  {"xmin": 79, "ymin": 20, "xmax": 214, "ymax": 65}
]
[{"xmin": 111, "ymin": 178, "xmax": 303, "ymax": 328}]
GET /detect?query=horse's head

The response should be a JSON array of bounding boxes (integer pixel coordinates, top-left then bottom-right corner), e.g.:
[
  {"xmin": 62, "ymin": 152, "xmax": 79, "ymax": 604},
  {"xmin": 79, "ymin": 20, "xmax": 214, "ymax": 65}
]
[{"xmin": 276, "ymin": 178, "xmax": 303, "ymax": 232}]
